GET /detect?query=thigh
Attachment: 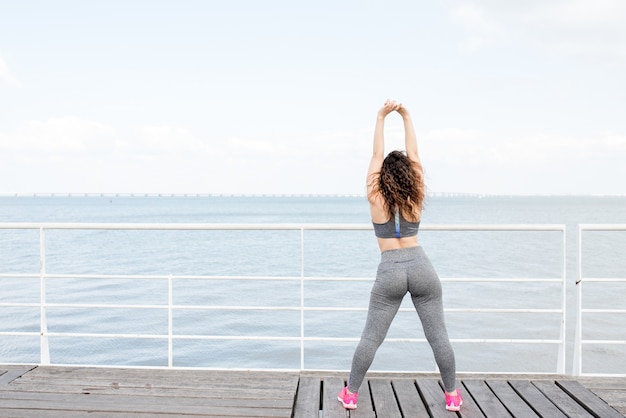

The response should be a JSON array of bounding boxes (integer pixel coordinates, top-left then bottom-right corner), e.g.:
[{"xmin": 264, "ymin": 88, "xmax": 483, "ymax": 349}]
[
  {"xmin": 360, "ymin": 289, "xmax": 403, "ymax": 342},
  {"xmin": 361, "ymin": 262, "xmax": 406, "ymax": 338},
  {"xmin": 407, "ymin": 249, "xmax": 442, "ymax": 300}
]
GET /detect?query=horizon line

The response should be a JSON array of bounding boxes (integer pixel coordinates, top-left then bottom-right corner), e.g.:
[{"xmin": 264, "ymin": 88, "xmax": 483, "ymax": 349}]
[{"xmin": 2, "ymin": 192, "xmax": 626, "ymax": 198}]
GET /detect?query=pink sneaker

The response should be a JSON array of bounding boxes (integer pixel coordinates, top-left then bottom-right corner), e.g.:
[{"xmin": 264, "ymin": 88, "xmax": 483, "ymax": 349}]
[
  {"xmin": 337, "ymin": 386, "xmax": 358, "ymax": 410},
  {"xmin": 445, "ymin": 390, "xmax": 463, "ymax": 412}
]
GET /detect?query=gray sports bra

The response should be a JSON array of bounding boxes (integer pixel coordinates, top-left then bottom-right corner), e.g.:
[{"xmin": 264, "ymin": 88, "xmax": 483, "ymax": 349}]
[{"xmin": 372, "ymin": 209, "xmax": 420, "ymax": 238}]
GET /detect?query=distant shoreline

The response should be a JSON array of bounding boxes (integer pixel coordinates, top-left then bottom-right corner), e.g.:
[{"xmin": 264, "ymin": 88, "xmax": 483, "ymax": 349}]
[{"xmin": 1, "ymin": 193, "xmax": 625, "ymax": 198}]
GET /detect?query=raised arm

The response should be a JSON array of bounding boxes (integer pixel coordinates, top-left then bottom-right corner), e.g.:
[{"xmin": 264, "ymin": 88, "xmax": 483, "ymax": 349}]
[
  {"xmin": 397, "ymin": 104, "xmax": 420, "ymax": 164},
  {"xmin": 367, "ymin": 100, "xmax": 398, "ymax": 198}
]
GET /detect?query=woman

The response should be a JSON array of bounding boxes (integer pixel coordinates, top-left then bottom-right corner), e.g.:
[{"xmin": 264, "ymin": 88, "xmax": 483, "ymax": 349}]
[{"xmin": 337, "ymin": 100, "xmax": 463, "ymax": 412}]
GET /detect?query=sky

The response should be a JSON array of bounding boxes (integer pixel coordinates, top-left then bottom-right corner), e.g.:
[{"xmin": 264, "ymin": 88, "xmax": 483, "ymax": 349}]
[{"xmin": 1, "ymin": 0, "xmax": 625, "ymax": 196}]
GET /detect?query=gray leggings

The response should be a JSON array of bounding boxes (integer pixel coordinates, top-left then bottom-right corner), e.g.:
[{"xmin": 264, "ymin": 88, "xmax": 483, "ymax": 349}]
[{"xmin": 348, "ymin": 246, "xmax": 457, "ymax": 393}]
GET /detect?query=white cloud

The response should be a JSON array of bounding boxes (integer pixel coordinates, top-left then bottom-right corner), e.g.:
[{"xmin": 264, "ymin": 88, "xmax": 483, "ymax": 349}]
[
  {"xmin": 0, "ymin": 116, "xmax": 115, "ymax": 154},
  {"xmin": 421, "ymin": 128, "xmax": 626, "ymax": 165},
  {"xmin": 418, "ymin": 128, "xmax": 626, "ymax": 195},
  {"xmin": 603, "ymin": 133, "xmax": 626, "ymax": 152},
  {"xmin": 1, "ymin": 114, "xmax": 623, "ymax": 195},
  {"xmin": 448, "ymin": 0, "xmax": 626, "ymax": 57},
  {"xmin": 451, "ymin": 3, "xmax": 497, "ymax": 51},
  {"xmin": 0, "ymin": 54, "xmax": 19, "ymax": 87},
  {"xmin": 116, "ymin": 125, "xmax": 214, "ymax": 158},
  {"xmin": 0, "ymin": 118, "xmax": 374, "ymax": 194},
  {"xmin": 529, "ymin": 0, "xmax": 626, "ymax": 26}
]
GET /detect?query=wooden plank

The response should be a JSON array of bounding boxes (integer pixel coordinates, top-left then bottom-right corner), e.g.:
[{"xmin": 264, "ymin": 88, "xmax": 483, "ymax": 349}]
[
  {"xmin": 455, "ymin": 382, "xmax": 487, "ymax": 418},
  {"xmin": 321, "ymin": 377, "xmax": 346, "ymax": 418},
  {"xmin": 0, "ymin": 366, "xmax": 36, "ymax": 385},
  {"xmin": 556, "ymin": 380, "xmax": 625, "ymax": 418},
  {"xmin": 368, "ymin": 379, "xmax": 401, "ymax": 417},
  {"xmin": 16, "ymin": 367, "xmax": 298, "ymax": 387},
  {"xmin": 0, "ymin": 390, "xmax": 292, "ymax": 417},
  {"xmin": 391, "ymin": 379, "xmax": 430, "ymax": 418},
  {"xmin": 463, "ymin": 380, "xmax": 512, "ymax": 417},
  {"xmin": 416, "ymin": 379, "xmax": 447, "ymax": 417},
  {"xmin": 586, "ymin": 390, "xmax": 626, "ymax": 416},
  {"xmin": 9, "ymin": 367, "xmax": 298, "ymax": 401},
  {"xmin": 0, "ymin": 389, "xmax": 293, "ymax": 408},
  {"xmin": 15, "ymin": 367, "xmax": 298, "ymax": 388},
  {"xmin": 7, "ymin": 380, "xmax": 294, "ymax": 400},
  {"xmin": 532, "ymin": 381, "xmax": 594, "ymax": 418},
  {"xmin": 292, "ymin": 376, "xmax": 320, "ymax": 418},
  {"xmin": 417, "ymin": 379, "xmax": 486, "ymax": 418},
  {"xmin": 509, "ymin": 380, "xmax": 568, "ymax": 418},
  {"xmin": 485, "ymin": 380, "xmax": 539, "ymax": 418},
  {"xmin": 0, "ymin": 409, "xmax": 214, "ymax": 418},
  {"xmin": 350, "ymin": 380, "xmax": 375, "ymax": 418},
  {"xmin": 9, "ymin": 384, "xmax": 295, "ymax": 400},
  {"xmin": 0, "ymin": 389, "xmax": 293, "ymax": 409}
]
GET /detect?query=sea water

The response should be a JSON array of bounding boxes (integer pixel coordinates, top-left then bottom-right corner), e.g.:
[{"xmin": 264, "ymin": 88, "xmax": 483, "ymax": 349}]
[{"xmin": 0, "ymin": 195, "xmax": 625, "ymax": 374}]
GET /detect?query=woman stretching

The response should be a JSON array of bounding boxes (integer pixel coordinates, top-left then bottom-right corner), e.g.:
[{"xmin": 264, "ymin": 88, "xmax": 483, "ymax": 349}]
[{"xmin": 337, "ymin": 100, "xmax": 463, "ymax": 412}]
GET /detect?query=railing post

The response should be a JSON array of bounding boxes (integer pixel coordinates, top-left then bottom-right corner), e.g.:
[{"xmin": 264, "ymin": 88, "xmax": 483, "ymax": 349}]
[
  {"xmin": 168, "ymin": 274, "xmax": 173, "ymax": 368},
  {"xmin": 557, "ymin": 226, "xmax": 566, "ymax": 374},
  {"xmin": 573, "ymin": 225, "xmax": 583, "ymax": 376},
  {"xmin": 300, "ymin": 227, "xmax": 305, "ymax": 370},
  {"xmin": 39, "ymin": 227, "xmax": 50, "ymax": 365}
]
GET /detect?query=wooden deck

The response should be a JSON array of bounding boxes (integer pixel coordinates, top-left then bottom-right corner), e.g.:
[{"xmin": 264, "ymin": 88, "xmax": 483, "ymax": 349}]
[{"xmin": 1, "ymin": 365, "xmax": 624, "ymax": 417}]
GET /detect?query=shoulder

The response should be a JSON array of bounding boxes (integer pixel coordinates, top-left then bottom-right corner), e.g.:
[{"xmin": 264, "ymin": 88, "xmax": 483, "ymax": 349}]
[{"xmin": 410, "ymin": 158, "xmax": 424, "ymax": 175}]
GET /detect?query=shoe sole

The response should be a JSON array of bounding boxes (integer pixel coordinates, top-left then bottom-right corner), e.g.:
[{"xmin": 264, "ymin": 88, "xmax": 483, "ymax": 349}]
[
  {"xmin": 337, "ymin": 396, "xmax": 357, "ymax": 410},
  {"xmin": 446, "ymin": 401, "xmax": 463, "ymax": 412}
]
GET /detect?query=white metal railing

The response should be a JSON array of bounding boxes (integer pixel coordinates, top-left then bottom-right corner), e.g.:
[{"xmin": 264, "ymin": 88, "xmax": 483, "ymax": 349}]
[
  {"xmin": 574, "ymin": 224, "xmax": 626, "ymax": 377},
  {"xmin": 0, "ymin": 223, "xmax": 566, "ymax": 373}
]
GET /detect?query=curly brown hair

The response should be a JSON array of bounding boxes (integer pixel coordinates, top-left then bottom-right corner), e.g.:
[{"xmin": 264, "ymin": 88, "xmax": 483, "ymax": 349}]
[{"xmin": 369, "ymin": 150, "xmax": 425, "ymax": 222}]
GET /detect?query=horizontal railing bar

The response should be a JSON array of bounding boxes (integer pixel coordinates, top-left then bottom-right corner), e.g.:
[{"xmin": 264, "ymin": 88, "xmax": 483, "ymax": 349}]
[
  {"xmin": 425, "ymin": 224, "xmax": 565, "ymax": 231},
  {"xmin": 577, "ymin": 278, "xmax": 626, "ymax": 283},
  {"xmin": 579, "ymin": 224, "xmax": 626, "ymax": 231},
  {"xmin": 304, "ymin": 307, "xmax": 561, "ymax": 313},
  {"xmin": 0, "ymin": 302, "xmax": 562, "ymax": 314},
  {"xmin": 43, "ymin": 304, "xmax": 301, "ymax": 311},
  {"xmin": 581, "ymin": 309, "xmax": 626, "ymax": 313},
  {"xmin": 0, "ymin": 222, "xmax": 567, "ymax": 231},
  {"xmin": 298, "ymin": 337, "xmax": 563, "ymax": 344},
  {"xmin": 0, "ymin": 274, "xmax": 39, "ymax": 279},
  {"xmin": 581, "ymin": 340, "xmax": 626, "ymax": 345},
  {"xmin": 0, "ymin": 362, "xmax": 580, "ymax": 376},
  {"xmin": 300, "ymin": 277, "xmax": 562, "ymax": 283},
  {"xmin": 579, "ymin": 372, "xmax": 626, "ymax": 378},
  {"xmin": 397, "ymin": 338, "xmax": 562, "ymax": 344},
  {"xmin": 46, "ymin": 332, "xmax": 170, "ymax": 339},
  {"xmin": 1, "ymin": 273, "xmax": 564, "ymax": 283},
  {"xmin": 41, "ymin": 274, "xmax": 304, "ymax": 281},
  {"xmin": 43, "ymin": 303, "xmax": 167, "ymax": 310},
  {"xmin": 445, "ymin": 308, "xmax": 562, "ymax": 313},
  {"xmin": 172, "ymin": 306, "xmax": 562, "ymax": 314},
  {"xmin": 31, "ymin": 333, "xmax": 562, "ymax": 345},
  {"xmin": 441, "ymin": 278, "xmax": 562, "ymax": 283},
  {"xmin": 1, "ymin": 273, "xmax": 563, "ymax": 283}
]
